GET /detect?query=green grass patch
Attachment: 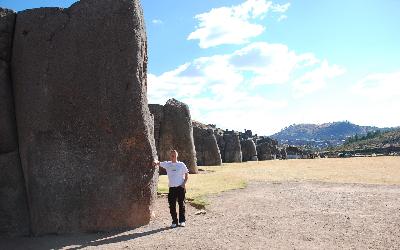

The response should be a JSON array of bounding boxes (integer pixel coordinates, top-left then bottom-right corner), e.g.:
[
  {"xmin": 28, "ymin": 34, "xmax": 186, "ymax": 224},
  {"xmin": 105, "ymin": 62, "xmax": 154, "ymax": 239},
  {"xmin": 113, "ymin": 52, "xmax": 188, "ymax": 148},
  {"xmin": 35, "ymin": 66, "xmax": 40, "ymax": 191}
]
[
  {"xmin": 186, "ymin": 196, "xmax": 209, "ymax": 209},
  {"xmin": 158, "ymin": 157, "xmax": 400, "ymax": 209},
  {"xmin": 157, "ymin": 186, "xmax": 169, "ymax": 195},
  {"xmin": 157, "ymin": 164, "xmax": 249, "ymax": 209}
]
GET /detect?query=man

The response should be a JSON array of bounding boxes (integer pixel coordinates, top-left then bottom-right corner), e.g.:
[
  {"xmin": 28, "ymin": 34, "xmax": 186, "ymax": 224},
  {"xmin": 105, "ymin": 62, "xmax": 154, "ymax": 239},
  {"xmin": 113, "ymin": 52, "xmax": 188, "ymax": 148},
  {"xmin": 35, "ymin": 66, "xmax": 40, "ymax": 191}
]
[{"xmin": 153, "ymin": 150, "xmax": 189, "ymax": 228}]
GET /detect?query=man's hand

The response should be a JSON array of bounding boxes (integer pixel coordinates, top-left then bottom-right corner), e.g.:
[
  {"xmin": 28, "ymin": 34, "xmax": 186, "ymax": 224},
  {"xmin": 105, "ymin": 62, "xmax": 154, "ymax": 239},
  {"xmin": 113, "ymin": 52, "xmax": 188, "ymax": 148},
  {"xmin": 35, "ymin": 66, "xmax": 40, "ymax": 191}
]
[
  {"xmin": 152, "ymin": 160, "xmax": 160, "ymax": 167},
  {"xmin": 181, "ymin": 172, "xmax": 189, "ymax": 190}
]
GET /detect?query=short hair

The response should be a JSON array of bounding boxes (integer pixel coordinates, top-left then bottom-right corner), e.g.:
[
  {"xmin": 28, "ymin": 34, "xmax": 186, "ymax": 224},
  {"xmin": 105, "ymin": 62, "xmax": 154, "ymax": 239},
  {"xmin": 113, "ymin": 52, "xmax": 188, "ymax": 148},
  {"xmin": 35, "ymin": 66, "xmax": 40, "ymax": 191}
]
[{"xmin": 170, "ymin": 149, "xmax": 178, "ymax": 155}]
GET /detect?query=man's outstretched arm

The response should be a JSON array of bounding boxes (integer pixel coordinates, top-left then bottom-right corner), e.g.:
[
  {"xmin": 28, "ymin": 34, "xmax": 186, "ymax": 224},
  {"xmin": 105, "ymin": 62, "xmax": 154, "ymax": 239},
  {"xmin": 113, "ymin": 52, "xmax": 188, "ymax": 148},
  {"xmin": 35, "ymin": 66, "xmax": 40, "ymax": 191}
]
[{"xmin": 153, "ymin": 160, "xmax": 167, "ymax": 169}]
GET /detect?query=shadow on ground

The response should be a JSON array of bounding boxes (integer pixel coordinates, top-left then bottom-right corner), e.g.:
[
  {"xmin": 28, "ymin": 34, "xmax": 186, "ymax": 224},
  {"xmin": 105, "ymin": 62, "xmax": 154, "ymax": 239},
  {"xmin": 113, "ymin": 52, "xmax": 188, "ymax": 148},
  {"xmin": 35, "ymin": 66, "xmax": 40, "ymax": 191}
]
[{"xmin": 0, "ymin": 227, "xmax": 171, "ymax": 250}]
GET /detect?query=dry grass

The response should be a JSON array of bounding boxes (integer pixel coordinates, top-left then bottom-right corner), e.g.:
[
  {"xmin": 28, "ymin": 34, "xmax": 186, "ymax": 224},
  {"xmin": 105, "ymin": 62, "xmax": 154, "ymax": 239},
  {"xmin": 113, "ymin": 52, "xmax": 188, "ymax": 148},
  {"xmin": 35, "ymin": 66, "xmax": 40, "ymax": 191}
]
[{"xmin": 158, "ymin": 156, "xmax": 400, "ymax": 208}]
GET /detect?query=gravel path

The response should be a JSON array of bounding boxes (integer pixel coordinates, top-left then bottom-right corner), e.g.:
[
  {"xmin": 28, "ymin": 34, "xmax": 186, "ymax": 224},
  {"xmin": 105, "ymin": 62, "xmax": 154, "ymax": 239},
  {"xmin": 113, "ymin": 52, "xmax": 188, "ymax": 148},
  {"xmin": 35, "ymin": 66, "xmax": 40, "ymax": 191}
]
[{"xmin": 1, "ymin": 181, "xmax": 400, "ymax": 249}]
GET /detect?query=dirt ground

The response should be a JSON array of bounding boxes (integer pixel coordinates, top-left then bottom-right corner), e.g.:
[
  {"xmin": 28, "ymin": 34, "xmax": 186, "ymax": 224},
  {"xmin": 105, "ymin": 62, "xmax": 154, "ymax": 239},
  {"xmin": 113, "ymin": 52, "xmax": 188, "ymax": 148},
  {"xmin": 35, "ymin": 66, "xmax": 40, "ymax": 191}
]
[{"xmin": 1, "ymin": 181, "xmax": 400, "ymax": 250}]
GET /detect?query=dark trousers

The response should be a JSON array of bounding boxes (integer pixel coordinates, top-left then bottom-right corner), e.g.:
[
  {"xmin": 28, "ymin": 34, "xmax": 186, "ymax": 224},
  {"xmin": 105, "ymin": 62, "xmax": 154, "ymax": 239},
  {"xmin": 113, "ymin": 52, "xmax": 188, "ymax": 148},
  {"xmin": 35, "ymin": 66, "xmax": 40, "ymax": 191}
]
[{"xmin": 168, "ymin": 186, "xmax": 186, "ymax": 224}]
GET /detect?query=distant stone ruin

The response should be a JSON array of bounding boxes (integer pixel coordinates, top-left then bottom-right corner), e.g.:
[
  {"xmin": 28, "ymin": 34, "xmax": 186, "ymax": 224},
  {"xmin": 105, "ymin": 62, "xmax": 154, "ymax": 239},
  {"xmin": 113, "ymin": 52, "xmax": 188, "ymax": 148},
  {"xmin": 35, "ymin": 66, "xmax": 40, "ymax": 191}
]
[
  {"xmin": 218, "ymin": 130, "xmax": 242, "ymax": 163},
  {"xmin": 241, "ymin": 139, "xmax": 258, "ymax": 162},
  {"xmin": 192, "ymin": 121, "xmax": 222, "ymax": 166},
  {"xmin": 1, "ymin": 0, "xmax": 157, "ymax": 236},
  {"xmin": 285, "ymin": 145, "xmax": 304, "ymax": 159},
  {"xmin": 208, "ymin": 127, "xmax": 283, "ymax": 163},
  {"xmin": 150, "ymin": 99, "xmax": 198, "ymax": 174},
  {"xmin": 280, "ymin": 147, "xmax": 287, "ymax": 160},
  {"xmin": 256, "ymin": 137, "xmax": 280, "ymax": 160}
]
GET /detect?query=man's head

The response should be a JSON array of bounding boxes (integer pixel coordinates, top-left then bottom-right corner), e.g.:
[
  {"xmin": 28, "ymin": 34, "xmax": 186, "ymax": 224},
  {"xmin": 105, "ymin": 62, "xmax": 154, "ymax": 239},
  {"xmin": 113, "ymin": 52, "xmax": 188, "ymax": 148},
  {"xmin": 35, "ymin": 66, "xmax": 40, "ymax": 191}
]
[{"xmin": 170, "ymin": 149, "xmax": 178, "ymax": 162}]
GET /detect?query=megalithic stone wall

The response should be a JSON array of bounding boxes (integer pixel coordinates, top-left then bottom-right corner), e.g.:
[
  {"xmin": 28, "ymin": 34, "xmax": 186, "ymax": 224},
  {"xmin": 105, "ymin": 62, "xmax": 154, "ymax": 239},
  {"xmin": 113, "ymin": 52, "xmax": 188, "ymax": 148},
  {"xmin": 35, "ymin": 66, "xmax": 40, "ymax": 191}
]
[
  {"xmin": 240, "ymin": 139, "xmax": 258, "ymax": 162},
  {"xmin": 192, "ymin": 122, "xmax": 222, "ymax": 166},
  {"xmin": 148, "ymin": 104, "xmax": 166, "ymax": 174},
  {"xmin": 158, "ymin": 99, "xmax": 198, "ymax": 174},
  {"xmin": 257, "ymin": 143, "xmax": 277, "ymax": 160},
  {"xmin": 280, "ymin": 147, "xmax": 287, "ymax": 160},
  {"xmin": 11, "ymin": 0, "xmax": 157, "ymax": 235},
  {"xmin": 0, "ymin": 8, "xmax": 30, "ymax": 237},
  {"xmin": 223, "ymin": 132, "xmax": 242, "ymax": 163},
  {"xmin": 215, "ymin": 133, "xmax": 226, "ymax": 162}
]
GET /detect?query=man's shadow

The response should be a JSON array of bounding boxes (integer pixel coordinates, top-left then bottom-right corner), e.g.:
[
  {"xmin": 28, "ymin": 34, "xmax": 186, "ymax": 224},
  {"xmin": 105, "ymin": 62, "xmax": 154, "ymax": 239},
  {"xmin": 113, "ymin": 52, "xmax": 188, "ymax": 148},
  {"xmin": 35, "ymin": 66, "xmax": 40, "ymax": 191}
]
[
  {"xmin": 0, "ymin": 226, "xmax": 172, "ymax": 250},
  {"xmin": 66, "ymin": 226, "xmax": 172, "ymax": 250}
]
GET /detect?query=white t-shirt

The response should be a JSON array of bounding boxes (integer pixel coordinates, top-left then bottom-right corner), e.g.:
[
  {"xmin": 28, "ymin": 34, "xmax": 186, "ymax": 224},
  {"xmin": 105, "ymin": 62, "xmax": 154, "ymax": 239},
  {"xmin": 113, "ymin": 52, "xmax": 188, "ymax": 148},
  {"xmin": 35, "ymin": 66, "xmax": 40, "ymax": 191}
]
[{"xmin": 160, "ymin": 161, "xmax": 189, "ymax": 187}]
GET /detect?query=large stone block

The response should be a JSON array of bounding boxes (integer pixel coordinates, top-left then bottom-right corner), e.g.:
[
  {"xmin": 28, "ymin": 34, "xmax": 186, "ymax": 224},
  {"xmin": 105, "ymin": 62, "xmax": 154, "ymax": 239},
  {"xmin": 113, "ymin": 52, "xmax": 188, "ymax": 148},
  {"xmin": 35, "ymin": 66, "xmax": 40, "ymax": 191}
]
[
  {"xmin": 11, "ymin": 0, "xmax": 157, "ymax": 235},
  {"xmin": 256, "ymin": 137, "xmax": 279, "ymax": 160},
  {"xmin": 0, "ymin": 152, "xmax": 30, "ymax": 237},
  {"xmin": 0, "ymin": 8, "xmax": 15, "ymax": 62},
  {"xmin": 158, "ymin": 99, "xmax": 198, "ymax": 173},
  {"xmin": 193, "ymin": 122, "xmax": 222, "ymax": 166},
  {"xmin": 148, "ymin": 104, "xmax": 164, "ymax": 153},
  {"xmin": 223, "ymin": 132, "xmax": 242, "ymax": 163},
  {"xmin": 215, "ymin": 132, "xmax": 226, "ymax": 162},
  {"xmin": 0, "ymin": 8, "xmax": 30, "ymax": 237},
  {"xmin": 241, "ymin": 139, "xmax": 258, "ymax": 162},
  {"xmin": 0, "ymin": 8, "xmax": 18, "ymax": 153},
  {"xmin": 279, "ymin": 147, "xmax": 287, "ymax": 160},
  {"xmin": 0, "ymin": 61, "xmax": 17, "ymax": 153}
]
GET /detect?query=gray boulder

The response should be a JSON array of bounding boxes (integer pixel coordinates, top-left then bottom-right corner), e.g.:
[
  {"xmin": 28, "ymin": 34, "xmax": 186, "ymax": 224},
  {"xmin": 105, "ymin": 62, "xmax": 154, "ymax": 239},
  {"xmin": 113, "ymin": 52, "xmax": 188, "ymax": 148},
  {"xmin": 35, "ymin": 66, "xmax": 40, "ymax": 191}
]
[
  {"xmin": 192, "ymin": 121, "xmax": 222, "ymax": 166},
  {"xmin": 158, "ymin": 99, "xmax": 198, "ymax": 173},
  {"xmin": 0, "ymin": 8, "xmax": 30, "ymax": 237},
  {"xmin": 241, "ymin": 139, "xmax": 258, "ymax": 162},
  {"xmin": 11, "ymin": 0, "xmax": 157, "ymax": 235}
]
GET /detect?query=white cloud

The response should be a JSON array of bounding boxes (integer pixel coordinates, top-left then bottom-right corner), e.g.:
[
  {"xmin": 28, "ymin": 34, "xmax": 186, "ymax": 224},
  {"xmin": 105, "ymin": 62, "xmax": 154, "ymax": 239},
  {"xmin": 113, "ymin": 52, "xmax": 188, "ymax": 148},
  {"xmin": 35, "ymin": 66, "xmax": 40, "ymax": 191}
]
[
  {"xmin": 346, "ymin": 71, "xmax": 400, "ymax": 127},
  {"xmin": 352, "ymin": 71, "xmax": 400, "ymax": 99},
  {"xmin": 148, "ymin": 54, "xmax": 242, "ymax": 105},
  {"xmin": 187, "ymin": 1, "xmax": 290, "ymax": 48},
  {"xmin": 277, "ymin": 15, "xmax": 287, "ymax": 22},
  {"xmin": 151, "ymin": 19, "xmax": 163, "ymax": 25},
  {"xmin": 148, "ymin": 42, "xmax": 344, "ymax": 135},
  {"xmin": 229, "ymin": 42, "xmax": 320, "ymax": 85},
  {"xmin": 292, "ymin": 60, "xmax": 345, "ymax": 97},
  {"xmin": 271, "ymin": 3, "xmax": 291, "ymax": 13}
]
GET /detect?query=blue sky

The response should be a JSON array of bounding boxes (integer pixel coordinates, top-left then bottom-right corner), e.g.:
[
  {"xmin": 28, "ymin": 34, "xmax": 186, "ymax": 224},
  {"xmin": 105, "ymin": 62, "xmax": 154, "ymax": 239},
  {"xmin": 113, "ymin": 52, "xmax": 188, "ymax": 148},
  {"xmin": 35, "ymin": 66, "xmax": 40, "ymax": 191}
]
[{"xmin": 2, "ymin": 0, "xmax": 400, "ymax": 135}]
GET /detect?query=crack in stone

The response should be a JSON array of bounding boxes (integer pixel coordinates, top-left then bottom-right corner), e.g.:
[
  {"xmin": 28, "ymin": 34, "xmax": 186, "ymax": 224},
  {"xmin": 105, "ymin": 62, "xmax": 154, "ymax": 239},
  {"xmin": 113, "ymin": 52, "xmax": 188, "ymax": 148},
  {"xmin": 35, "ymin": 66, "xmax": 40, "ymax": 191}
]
[{"xmin": 46, "ymin": 10, "xmax": 71, "ymax": 42}]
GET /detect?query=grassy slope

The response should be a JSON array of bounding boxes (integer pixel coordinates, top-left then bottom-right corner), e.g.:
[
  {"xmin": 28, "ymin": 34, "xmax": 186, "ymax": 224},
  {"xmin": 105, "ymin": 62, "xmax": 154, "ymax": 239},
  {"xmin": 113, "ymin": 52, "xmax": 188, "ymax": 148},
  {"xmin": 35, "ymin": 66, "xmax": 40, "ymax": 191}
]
[
  {"xmin": 339, "ymin": 129, "xmax": 400, "ymax": 150},
  {"xmin": 158, "ymin": 157, "xmax": 400, "ymax": 208}
]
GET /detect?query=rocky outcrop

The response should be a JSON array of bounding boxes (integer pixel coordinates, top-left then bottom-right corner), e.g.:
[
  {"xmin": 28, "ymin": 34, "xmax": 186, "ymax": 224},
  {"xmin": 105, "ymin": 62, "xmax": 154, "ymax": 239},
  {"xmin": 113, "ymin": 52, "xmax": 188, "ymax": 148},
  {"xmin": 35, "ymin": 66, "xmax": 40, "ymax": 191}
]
[
  {"xmin": 241, "ymin": 139, "xmax": 258, "ymax": 162},
  {"xmin": 157, "ymin": 99, "xmax": 198, "ymax": 174},
  {"xmin": 192, "ymin": 121, "xmax": 222, "ymax": 166},
  {"xmin": 11, "ymin": 0, "xmax": 157, "ymax": 235},
  {"xmin": 223, "ymin": 131, "xmax": 242, "ymax": 163},
  {"xmin": 0, "ymin": 8, "xmax": 30, "ymax": 237}
]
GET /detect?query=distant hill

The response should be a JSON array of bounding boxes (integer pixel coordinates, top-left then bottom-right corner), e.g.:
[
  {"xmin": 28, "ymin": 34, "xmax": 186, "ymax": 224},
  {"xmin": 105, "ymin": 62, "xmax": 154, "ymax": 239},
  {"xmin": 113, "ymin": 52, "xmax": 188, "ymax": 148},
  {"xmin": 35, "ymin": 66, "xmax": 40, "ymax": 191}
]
[
  {"xmin": 338, "ymin": 128, "xmax": 400, "ymax": 151},
  {"xmin": 271, "ymin": 121, "xmax": 388, "ymax": 148}
]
